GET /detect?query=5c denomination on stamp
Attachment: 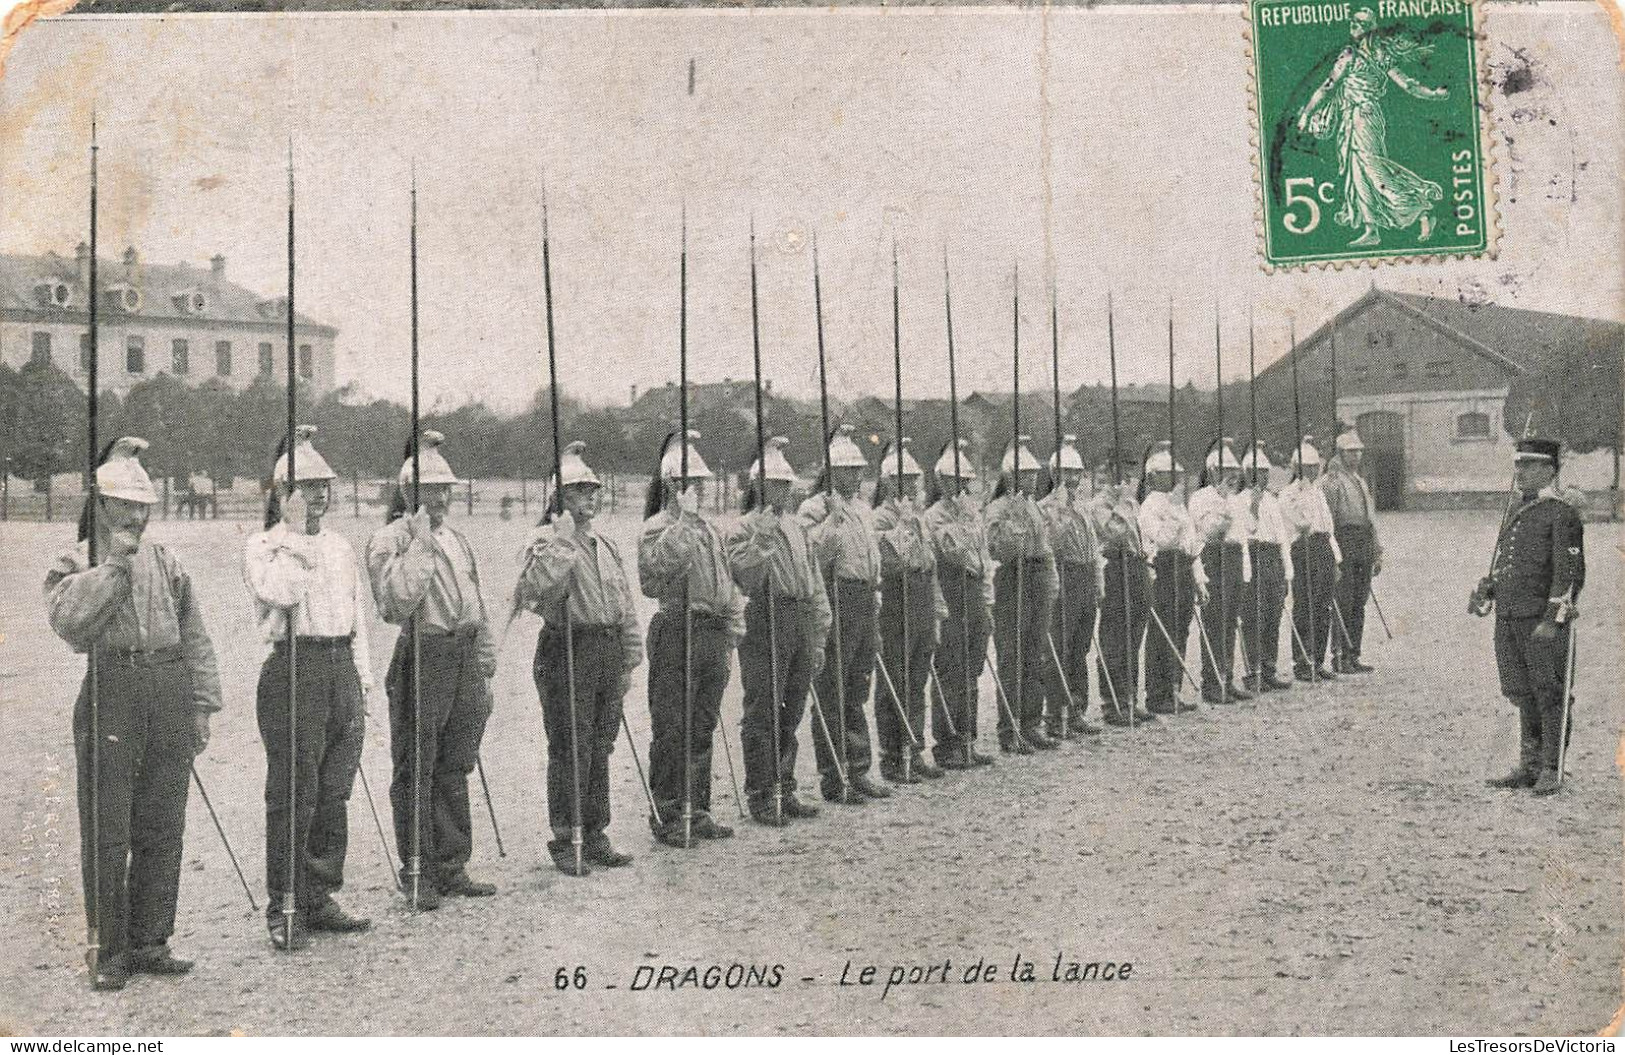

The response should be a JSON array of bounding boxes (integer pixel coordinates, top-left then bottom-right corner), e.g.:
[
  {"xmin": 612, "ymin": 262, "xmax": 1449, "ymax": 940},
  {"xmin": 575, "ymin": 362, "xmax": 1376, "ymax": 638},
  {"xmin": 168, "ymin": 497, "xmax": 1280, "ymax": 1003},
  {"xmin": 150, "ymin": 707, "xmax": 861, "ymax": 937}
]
[{"xmin": 1249, "ymin": 0, "xmax": 1493, "ymax": 269}]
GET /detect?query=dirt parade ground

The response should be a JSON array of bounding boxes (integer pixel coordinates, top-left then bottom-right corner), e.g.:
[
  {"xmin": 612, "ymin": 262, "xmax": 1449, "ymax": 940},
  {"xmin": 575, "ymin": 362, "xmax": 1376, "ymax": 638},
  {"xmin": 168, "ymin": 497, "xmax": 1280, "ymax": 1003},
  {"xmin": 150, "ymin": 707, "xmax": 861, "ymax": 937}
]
[{"xmin": 1, "ymin": 507, "xmax": 1619, "ymax": 1036}]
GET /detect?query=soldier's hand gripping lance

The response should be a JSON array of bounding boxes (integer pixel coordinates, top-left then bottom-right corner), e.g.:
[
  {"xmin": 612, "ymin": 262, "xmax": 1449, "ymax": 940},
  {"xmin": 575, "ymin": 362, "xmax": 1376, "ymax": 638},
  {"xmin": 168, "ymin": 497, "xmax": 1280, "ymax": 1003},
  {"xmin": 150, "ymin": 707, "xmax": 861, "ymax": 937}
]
[
  {"xmin": 748, "ymin": 223, "xmax": 784, "ymax": 827},
  {"xmin": 542, "ymin": 186, "xmax": 586, "ymax": 878},
  {"xmin": 812, "ymin": 235, "xmax": 852, "ymax": 804}
]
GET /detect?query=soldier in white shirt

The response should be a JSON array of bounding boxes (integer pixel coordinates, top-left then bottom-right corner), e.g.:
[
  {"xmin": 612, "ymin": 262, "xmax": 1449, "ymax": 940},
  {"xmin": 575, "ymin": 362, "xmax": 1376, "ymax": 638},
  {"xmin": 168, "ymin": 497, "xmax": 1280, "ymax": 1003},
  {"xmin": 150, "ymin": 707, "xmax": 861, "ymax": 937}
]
[
  {"xmin": 1278, "ymin": 436, "xmax": 1341, "ymax": 682},
  {"xmin": 244, "ymin": 426, "xmax": 374, "ymax": 949},
  {"xmin": 1189, "ymin": 439, "xmax": 1254, "ymax": 705},
  {"xmin": 1137, "ymin": 441, "xmax": 1208, "ymax": 715},
  {"xmin": 1039, "ymin": 435, "xmax": 1104, "ymax": 739},
  {"xmin": 1239, "ymin": 443, "xmax": 1294, "ymax": 693}
]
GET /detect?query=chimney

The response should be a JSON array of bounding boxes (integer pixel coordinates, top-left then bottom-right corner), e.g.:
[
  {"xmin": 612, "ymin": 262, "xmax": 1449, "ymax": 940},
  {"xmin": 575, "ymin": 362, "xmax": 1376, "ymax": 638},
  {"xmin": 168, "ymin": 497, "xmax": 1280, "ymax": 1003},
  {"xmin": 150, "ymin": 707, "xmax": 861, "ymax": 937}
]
[
  {"xmin": 210, "ymin": 254, "xmax": 226, "ymax": 280},
  {"xmin": 75, "ymin": 242, "xmax": 90, "ymax": 287},
  {"xmin": 765, "ymin": 378, "xmax": 774, "ymax": 395},
  {"xmin": 122, "ymin": 246, "xmax": 138, "ymax": 268},
  {"xmin": 629, "ymin": 383, "xmax": 638, "ymax": 404}
]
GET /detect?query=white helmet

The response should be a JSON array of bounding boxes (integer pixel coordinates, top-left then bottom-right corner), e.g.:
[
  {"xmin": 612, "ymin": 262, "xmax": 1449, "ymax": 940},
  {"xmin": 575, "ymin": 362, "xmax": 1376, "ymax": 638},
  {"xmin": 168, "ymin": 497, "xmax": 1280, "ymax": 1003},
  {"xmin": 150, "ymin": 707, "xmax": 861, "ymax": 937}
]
[
  {"xmin": 878, "ymin": 438, "xmax": 922, "ymax": 478},
  {"xmin": 557, "ymin": 440, "xmax": 601, "ymax": 488},
  {"xmin": 1144, "ymin": 441, "xmax": 1182, "ymax": 475},
  {"xmin": 749, "ymin": 436, "xmax": 797, "ymax": 483},
  {"xmin": 660, "ymin": 429, "xmax": 712, "ymax": 481},
  {"xmin": 96, "ymin": 436, "xmax": 158, "ymax": 505},
  {"xmin": 1050, "ymin": 434, "xmax": 1085, "ymax": 472},
  {"xmin": 933, "ymin": 438, "xmax": 976, "ymax": 480},
  {"xmin": 272, "ymin": 424, "xmax": 337, "ymax": 485},
  {"xmin": 399, "ymin": 430, "xmax": 460, "ymax": 488},
  {"xmin": 1240, "ymin": 442, "xmax": 1274, "ymax": 474},
  {"xmin": 826, "ymin": 424, "xmax": 869, "ymax": 469},
  {"xmin": 1334, "ymin": 430, "xmax": 1365, "ymax": 453},
  {"xmin": 1204, "ymin": 437, "xmax": 1242, "ymax": 472},
  {"xmin": 1289, "ymin": 435, "xmax": 1322, "ymax": 469},
  {"xmin": 1001, "ymin": 435, "xmax": 1041, "ymax": 474}
]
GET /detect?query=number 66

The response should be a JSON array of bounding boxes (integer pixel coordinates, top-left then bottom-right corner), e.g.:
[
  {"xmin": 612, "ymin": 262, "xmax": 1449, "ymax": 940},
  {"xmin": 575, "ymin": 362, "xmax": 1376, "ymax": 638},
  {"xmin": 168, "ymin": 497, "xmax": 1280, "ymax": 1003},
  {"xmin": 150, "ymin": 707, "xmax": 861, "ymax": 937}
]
[{"xmin": 1283, "ymin": 177, "xmax": 1334, "ymax": 234}]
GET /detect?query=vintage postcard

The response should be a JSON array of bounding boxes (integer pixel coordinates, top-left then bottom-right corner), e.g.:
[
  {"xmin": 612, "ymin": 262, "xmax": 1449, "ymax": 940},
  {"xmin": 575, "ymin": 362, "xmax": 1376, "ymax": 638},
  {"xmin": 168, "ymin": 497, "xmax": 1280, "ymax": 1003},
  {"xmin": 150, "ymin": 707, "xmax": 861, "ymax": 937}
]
[{"xmin": 0, "ymin": 0, "xmax": 1619, "ymax": 1039}]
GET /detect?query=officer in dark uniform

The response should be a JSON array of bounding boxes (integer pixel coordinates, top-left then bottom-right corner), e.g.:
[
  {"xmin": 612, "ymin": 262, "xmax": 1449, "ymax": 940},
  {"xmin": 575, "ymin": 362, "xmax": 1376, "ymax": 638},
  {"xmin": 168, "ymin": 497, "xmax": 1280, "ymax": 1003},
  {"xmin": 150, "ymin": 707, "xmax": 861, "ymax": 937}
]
[{"xmin": 1471, "ymin": 439, "xmax": 1585, "ymax": 796}]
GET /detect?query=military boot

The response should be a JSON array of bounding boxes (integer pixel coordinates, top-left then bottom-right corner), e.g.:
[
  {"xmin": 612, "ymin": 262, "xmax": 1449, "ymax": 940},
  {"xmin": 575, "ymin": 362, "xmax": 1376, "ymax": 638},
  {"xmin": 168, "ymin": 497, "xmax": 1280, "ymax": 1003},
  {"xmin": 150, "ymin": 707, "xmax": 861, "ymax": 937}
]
[
  {"xmin": 1486, "ymin": 699, "xmax": 1540, "ymax": 789},
  {"xmin": 1532, "ymin": 703, "xmax": 1565, "ymax": 796}
]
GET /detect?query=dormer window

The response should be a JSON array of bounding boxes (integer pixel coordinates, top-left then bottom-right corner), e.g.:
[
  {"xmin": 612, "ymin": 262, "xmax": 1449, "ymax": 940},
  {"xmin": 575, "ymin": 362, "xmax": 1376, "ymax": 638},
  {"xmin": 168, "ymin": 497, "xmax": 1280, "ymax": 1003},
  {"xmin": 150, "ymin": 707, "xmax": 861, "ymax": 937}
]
[
  {"xmin": 104, "ymin": 284, "xmax": 142, "ymax": 313},
  {"xmin": 172, "ymin": 288, "xmax": 208, "ymax": 315},
  {"xmin": 34, "ymin": 281, "xmax": 71, "ymax": 308}
]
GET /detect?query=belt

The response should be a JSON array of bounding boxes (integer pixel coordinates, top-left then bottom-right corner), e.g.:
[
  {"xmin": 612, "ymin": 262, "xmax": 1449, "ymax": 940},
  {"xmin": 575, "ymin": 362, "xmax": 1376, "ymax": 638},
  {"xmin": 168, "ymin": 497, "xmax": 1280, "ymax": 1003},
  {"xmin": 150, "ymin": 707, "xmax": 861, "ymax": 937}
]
[
  {"xmin": 661, "ymin": 605, "xmax": 729, "ymax": 625},
  {"xmin": 417, "ymin": 624, "xmax": 480, "ymax": 640},
  {"xmin": 543, "ymin": 623, "xmax": 621, "ymax": 637},
  {"xmin": 96, "ymin": 644, "xmax": 183, "ymax": 668},
  {"xmin": 834, "ymin": 575, "xmax": 878, "ymax": 589},
  {"xmin": 275, "ymin": 635, "xmax": 353, "ymax": 651}
]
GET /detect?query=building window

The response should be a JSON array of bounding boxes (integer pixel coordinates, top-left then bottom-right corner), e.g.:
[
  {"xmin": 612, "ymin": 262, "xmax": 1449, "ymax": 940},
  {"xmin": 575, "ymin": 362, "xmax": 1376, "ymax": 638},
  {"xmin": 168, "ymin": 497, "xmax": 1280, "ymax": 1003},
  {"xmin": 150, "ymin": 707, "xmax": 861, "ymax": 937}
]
[
  {"xmin": 172, "ymin": 338, "xmax": 189, "ymax": 375},
  {"xmin": 1455, "ymin": 411, "xmax": 1492, "ymax": 441},
  {"xmin": 1425, "ymin": 360, "xmax": 1454, "ymax": 380},
  {"xmin": 80, "ymin": 333, "xmax": 92, "ymax": 373},
  {"xmin": 126, "ymin": 335, "xmax": 145, "ymax": 374},
  {"xmin": 259, "ymin": 342, "xmax": 274, "ymax": 376},
  {"xmin": 1392, "ymin": 362, "xmax": 1408, "ymax": 380},
  {"xmin": 215, "ymin": 340, "xmax": 232, "ymax": 376},
  {"xmin": 298, "ymin": 344, "xmax": 313, "ymax": 379},
  {"xmin": 30, "ymin": 331, "xmax": 51, "ymax": 367}
]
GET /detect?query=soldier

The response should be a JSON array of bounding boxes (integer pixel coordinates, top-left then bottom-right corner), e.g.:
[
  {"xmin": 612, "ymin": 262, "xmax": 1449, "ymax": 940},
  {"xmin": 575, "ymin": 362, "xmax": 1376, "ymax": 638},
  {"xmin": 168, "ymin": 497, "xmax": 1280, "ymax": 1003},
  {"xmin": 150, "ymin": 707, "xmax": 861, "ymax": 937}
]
[
  {"xmin": 1321, "ymin": 431, "xmax": 1382, "ymax": 673},
  {"xmin": 727, "ymin": 436, "xmax": 832, "ymax": 826},
  {"xmin": 797, "ymin": 424, "xmax": 889, "ymax": 804},
  {"xmin": 639, "ymin": 430, "xmax": 747, "ymax": 846},
  {"xmin": 872, "ymin": 438, "xmax": 947, "ymax": 783},
  {"xmin": 986, "ymin": 436, "xmax": 1060, "ymax": 751},
  {"xmin": 366, "ymin": 431, "xmax": 497, "ymax": 905},
  {"xmin": 1239, "ymin": 443, "xmax": 1295, "ymax": 694},
  {"xmin": 1138, "ymin": 441, "xmax": 1208, "ymax": 715},
  {"xmin": 244, "ymin": 426, "xmax": 373, "ymax": 950},
  {"xmin": 1090, "ymin": 471, "xmax": 1154, "ymax": 726},
  {"xmin": 923, "ymin": 439, "xmax": 995, "ymax": 770},
  {"xmin": 46, "ymin": 437, "xmax": 221, "ymax": 990},
  {"xmin": 1190, "ymin": 438, "xmax": 1254, "ymax": 705},
  {"xmin": 1039, "ymin": 435, "xmax": 1104, "ymax": 739},
  {"xmin": 518, "ymin": 441, "xmax": 643, "ymax": 873},
  {"xmin": 1472, "ymin": 438, "xmax": 1586, "ymax": 796},
  {"xmin": 1279, "ymin": 436, "xmax": 1341, "ymax": 682}
]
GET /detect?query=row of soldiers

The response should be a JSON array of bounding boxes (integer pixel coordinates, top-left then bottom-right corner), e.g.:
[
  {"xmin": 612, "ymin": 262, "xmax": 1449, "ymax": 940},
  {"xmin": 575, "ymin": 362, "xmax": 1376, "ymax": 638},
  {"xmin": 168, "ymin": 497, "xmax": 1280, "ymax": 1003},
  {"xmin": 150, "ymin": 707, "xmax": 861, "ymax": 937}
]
[{"xmin": 45, "ymin": 419, "xmax": 1387, "ymax": 990}]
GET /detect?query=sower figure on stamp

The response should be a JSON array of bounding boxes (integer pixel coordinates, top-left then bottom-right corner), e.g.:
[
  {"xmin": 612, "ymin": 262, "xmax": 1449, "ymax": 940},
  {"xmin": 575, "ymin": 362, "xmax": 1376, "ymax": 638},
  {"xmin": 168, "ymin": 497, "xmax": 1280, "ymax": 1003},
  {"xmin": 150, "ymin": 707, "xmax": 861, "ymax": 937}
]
[
  {"xmin": 519, "ymin": 440, "xmax": 643, "ymax": 873},
  {"xmin": 1472, "ymin": 439, "xmax": 1586, "ymax": 796},
  {"xmin": 923, "ymin": 439, "xmax": 995, "ymax": 771},
  {"xmin": 1190, "ymin": 439, "xmax": 1253, "ymax": 706},
  {"xmin": 367, "ymin": 431, "xmax": 498, "ymax": 905},
  {"xmin": 798, "ymin": 424, "xmax": 888, "ymax": 805},
  {"xmin": 639, "ymin": 430, "xmax": 746, "ymax": 847},
  {"xmin": 244, "ymin": 426, "xmax": 374, "ymax": 950},
  {"xmin": 46, "ymin": 438, "xmax": 221, "ymax": 990},
  {"xmin": 1138, "ymin": 441, "xmax": 1207, "ymax": 716},
  {"xmin": 1239, "ymin": 443, "xmax": 1294, "ymax": 695},
  {"xmin": 986, "ymin": 437, "xmax": 1060, "ymax": 753},
  {"xmin": 1321, "ymin": 431, "xmax": 1381, "ymax": 674},
  {"xmin": 1039, "ymin": 435, "xmax": 1104, "ymax": 739},
  {"xmin": 1280, "ymin": 437, "xmax": 1341, "ymax": 683},
  {"xmin": 872, "ymin": 439, "xmax": 947, "ymax": 783},
  {"xmin": 727, "ymin": 436, "xmax": 832, "ymax": 826},
  {"xmin": 1089, "ymin": 472, "xmax": 1153, "ymax": 726}
]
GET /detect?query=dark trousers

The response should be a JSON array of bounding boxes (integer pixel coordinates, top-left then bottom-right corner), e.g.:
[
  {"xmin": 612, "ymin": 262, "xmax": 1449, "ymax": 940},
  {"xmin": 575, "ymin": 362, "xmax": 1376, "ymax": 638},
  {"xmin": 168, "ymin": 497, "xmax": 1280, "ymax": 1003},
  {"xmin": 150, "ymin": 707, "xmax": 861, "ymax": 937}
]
[
  {"xmin": 934, "ymin": 566, "xmax": 989, "ymax": 755},
  {"xmin": 1496, "ymin": 615, "xmax": 1574, "ymax": 770},
  {"xmin": 1097, "ymin": 550, "xmax": 1151, "ymax": 714},
  {"xmin": 1291, "ymin": 534, "xmax": 1336, "ymax": 674},
  {"xmin": 738, "ymin": 593, "xmax": 817, "ymax": 806},
  {"xmin": 1200, "ymin": 542, "xmax": 1244, "ymax": 693},
  {"xmin": 1240, "ymin": 543, "xmax": 1288, "ymax": 677},
  {"xmin": 993, "ymin": 558, "xmax": 1053, "ymax": 736},
  {"xmin": 811, "ymin": 577, "xmax": 876, "ymax": 785},
  {"xmin": 1333, "ymin": 523, "xmax": 1375, "ymax": 661},
  {"xmin": 876, "ymin": 569, "xmax": 936, "ymax": 766},
  {"xmin": 1146, "ymin": 551, "xmax": 1196, "ymax": 705},
  {"xmin": 256, "ymin": 639, "xmax": 365, "ymax": 924},
  {"xmin": 535, "ymin": 625, "xmax": 625, "ymax": 841},
  {"xmin": 73, "ymin": 651, "xmax": 195, "ymax": 959},
  {"xmin": 386, "ymin": 629, "xmax": 492, "ymax": 884},
  {"xmin": 1044, "ymin": 560, "xmax": 1097, "ymax": 726},
  {"xmin": 646, "ymin": 608, "xmax": 731, "ymax": 826}
]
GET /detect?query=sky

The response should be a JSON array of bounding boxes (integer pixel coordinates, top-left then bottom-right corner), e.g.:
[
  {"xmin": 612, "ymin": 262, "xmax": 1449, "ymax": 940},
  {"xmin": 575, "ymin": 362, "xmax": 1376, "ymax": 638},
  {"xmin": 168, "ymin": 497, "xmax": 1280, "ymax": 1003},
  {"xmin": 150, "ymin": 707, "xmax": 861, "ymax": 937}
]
[{"xmin": 1, "ymin": 3, "xmax": 1620, "ymax": 411}]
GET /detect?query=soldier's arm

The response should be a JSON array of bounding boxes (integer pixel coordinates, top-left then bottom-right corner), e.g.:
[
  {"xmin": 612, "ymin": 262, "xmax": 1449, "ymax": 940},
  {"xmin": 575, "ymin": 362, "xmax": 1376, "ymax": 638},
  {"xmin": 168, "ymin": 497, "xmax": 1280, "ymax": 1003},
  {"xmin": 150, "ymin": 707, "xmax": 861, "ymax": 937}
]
[
  {"xmin": 44, "ymin": 552, "xmax": 130, "ymax": 652},
  {"xmin": 637, "ymin": 511, "xmax": 689, "ymax": 599},
  {"xmin": 167, "ymin": 549, "xmax": 224, "ymax": 713},
  {"xmin": 613, "ymin": 554, "xmax": 644, "ymax": 672},
  {"xmin": 348, "ymin": 544, "xmax": 377, "ymax": 693},
  {"xmin": 365, "ymin": 518, "xmax": 437, "ymax": 624},
  {"xmin": 1549, "ymin": 505, "xmax": 1586, "ymax": 614},
  {"xmin": 243, "ymin": 530, "xmax": 313, "ymax": 609},
  {"xmin": 724, "ymin": 514, "xmax": 775, "ymax": 595}
]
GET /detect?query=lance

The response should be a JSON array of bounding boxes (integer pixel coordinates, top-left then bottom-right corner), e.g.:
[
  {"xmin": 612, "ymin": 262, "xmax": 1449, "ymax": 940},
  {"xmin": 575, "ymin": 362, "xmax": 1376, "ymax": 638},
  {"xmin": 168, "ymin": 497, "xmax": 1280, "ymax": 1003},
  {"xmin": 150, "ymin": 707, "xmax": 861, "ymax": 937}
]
[
  {"xmin": 1162, "ymin": 301, "xmax": 1191, "ymax": 710},
  {"xmin": 278, "ymin": 139, "xmax": 301, "ymax": 944},
  {"xmin": 1247, "ymin": 311, "xmax": 1264, "ymax": 687},
  {"xmin": 1289, "ymin": 322, "xmax": 1319, "ymax": 684},
  {"xmin": 541, "ymin": 187, "xmax": 587, "ymax": 877},
  {"xmin": 84, "ymin": 115, "xmax": 103, "ymax": 974},
  {"xmin": 1048, "ymin": 282, "xmax": 1074, "ymax": 739},
  {"xmin": 811, "ymin": 235, "xmax": 852, "ymax": 804},
  {"xmin": 1106, "ymin": 293, "xmax": 1137, "ymax": 729},
  {"xmin": 679, "ymin": 208, "xmax": 695, "ymax": 846},
  {"xmin": 191, "ymin": 767, "xmax": 258, "ymax": 911},
  {"xmin": 942, "ymin": 254, "xmax": 975, "ymax": 758},
  {"xmin": 1211, "ymin": 304, "xmax": 1231, "ymax": 705},
  {"xmin": 406, "ymin": 171, "xmax": 428, "ymax": 906},
  {"xmin": 748, "ymin": 223, "xmax": 784, "ymax": 826},
  {"xmin": 889, "ymin": 243, "xmax": 920, "ymax": 779}
]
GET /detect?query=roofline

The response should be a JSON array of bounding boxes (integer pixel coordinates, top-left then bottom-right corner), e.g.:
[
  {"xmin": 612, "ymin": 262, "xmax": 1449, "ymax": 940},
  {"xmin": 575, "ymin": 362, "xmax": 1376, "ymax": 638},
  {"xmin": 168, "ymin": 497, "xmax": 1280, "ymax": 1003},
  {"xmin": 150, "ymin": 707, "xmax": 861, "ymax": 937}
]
[
  {"xmin": 0, "ymin": 307, "xmax": 338, "ymax": 338},
  {"xmin": 1278, "ymin": 286, "xmax": 1527, "ymax": 377}
]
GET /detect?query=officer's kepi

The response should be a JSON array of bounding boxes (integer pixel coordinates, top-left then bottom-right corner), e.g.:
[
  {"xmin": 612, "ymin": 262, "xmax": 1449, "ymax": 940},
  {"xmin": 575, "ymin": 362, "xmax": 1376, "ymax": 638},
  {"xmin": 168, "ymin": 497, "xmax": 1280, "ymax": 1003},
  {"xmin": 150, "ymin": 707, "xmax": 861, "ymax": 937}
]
[{"xmin": 1514, "ymin": 438, "xmax": 1561, "ymax": 469}]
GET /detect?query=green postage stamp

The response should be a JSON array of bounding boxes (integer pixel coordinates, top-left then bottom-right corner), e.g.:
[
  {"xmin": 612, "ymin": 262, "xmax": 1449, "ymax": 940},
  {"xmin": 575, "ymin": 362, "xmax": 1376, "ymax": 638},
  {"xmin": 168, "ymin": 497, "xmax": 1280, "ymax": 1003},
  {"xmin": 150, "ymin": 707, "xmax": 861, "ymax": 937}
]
[{"xmin": 1249, "ymin": 0, "xmax": 1493, "ymax": 269}]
